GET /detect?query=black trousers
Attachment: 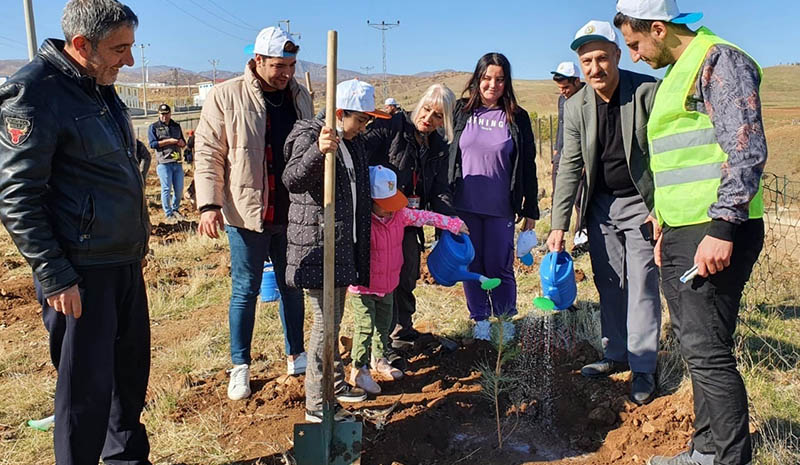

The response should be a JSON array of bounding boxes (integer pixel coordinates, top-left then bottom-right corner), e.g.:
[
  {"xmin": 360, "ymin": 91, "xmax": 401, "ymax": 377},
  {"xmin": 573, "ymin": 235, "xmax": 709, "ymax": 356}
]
[
  {"xmin": 660, "ymin": 219, "xmax": 763, "ymax": 465},
  {"xmin": 391, "ymin": 227, "xmax": 421, "ymax": 337},
  {"xmin": 35, "ymin": 263, "xmax": 151, "ymax": 465}
]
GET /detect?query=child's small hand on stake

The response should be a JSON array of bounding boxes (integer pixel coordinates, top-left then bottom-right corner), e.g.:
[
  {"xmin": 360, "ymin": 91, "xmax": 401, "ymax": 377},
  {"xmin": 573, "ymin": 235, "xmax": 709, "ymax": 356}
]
[{"xmin": 318, "ymin": 126, "xmax": 340, "ymax": 154}]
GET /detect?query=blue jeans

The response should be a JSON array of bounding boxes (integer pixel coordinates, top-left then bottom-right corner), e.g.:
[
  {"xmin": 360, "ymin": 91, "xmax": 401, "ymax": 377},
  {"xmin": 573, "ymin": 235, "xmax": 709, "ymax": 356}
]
[
  {"xmin": 156, "ymin": 163, "xmax": 184, "ymax": 216},
  {"xmin": 226, "ymin": 224, "xmax": 305, "ymax": 365}
]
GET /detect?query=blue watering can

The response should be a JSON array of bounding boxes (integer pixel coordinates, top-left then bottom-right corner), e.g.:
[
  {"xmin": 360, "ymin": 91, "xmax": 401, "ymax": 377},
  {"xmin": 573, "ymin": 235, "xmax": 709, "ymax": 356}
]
[
  {"xmin": 260, "ymin": 262, "xmax": 280, "ymax": 302},
  {"xmin": 428, "ymin": 231, "xmax": 501, "ymax": 291},
  {"xmin": 536, "ymin": 251, "xmax": 577, "ymax": 311}
]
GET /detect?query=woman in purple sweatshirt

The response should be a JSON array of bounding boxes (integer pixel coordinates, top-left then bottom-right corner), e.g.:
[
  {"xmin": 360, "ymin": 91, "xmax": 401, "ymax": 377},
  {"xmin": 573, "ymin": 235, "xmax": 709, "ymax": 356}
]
[{"xmin": 447, "ymin": 52, "xmax": 539, "ymax": 342}]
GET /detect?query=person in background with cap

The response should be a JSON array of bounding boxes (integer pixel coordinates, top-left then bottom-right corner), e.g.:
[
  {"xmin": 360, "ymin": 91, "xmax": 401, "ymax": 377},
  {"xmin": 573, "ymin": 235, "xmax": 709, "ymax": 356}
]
[
  {"xmin": 0, "ymin": 1, "xmax": 151, "ymax": 463},
  {"xmin": 551, "ymin": 61, "xmax": 589, "ymax": 257},
  {"xmin": 283, "ymin": 79, "xmax": 390, "ymax": 422},
  {"xmin": 384, "ymin": 97, "xmax": 402, "ymax": 115},
  {"xmin": 449, "ymin": 52, "xmax": 539, "ymax": 342},
  {"xmin": 546, "ymin": 20, "xmax": 662, "ymax": 405},
  {"xmin": 347, "ymin": 165, "xmax": 468, "ymax": 395},
  {"xmin": 194, "ymin": 26, "xmax": 313, "ymax": 400},
  {"xmin": 615, "ymin": 1, "xmax": 767, "ymax": 463},
  {"xmin": 362, "ymin": 83, "xmax": 457, "ymax": 367},
  {"xmin": 149, "ymin": 103, "xmax": 186, "ymax": 222}
]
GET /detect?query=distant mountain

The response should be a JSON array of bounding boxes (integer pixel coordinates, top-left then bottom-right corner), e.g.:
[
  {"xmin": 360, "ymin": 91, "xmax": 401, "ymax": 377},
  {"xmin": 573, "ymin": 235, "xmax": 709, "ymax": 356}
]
[
  {"xmin": 413, "ymin": 69, "xmax": 459, "ymax": 77},
  {"xmin": 0, "ymin": 60, "xmax": 28, "ymax": 77},
  {"xmin": 0, "ymin": 58, "xmax": 398, "ymax": 84}
]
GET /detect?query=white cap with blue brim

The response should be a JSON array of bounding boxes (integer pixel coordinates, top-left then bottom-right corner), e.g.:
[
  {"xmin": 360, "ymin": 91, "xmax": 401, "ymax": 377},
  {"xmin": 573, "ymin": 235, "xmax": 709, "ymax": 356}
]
[{"xmin": 616, "ymin": 0, "xmax": 703, "ymax": 24}]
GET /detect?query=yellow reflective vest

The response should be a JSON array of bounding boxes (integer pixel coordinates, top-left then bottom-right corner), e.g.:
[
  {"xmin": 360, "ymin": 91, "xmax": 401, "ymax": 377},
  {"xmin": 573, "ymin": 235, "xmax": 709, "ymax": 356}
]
[{"xmin": 647, "ymin": 27, "xmax": 764, "ymax": 227}]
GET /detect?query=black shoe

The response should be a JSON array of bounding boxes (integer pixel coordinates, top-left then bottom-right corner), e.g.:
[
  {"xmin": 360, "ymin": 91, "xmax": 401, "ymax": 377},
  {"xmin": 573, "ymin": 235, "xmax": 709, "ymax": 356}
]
[
  {"xmin": 630, "ymin": 372, "xmax": 657, "ymax": 405},
  {"xmin": 335, "ymin": 384, "xmax": 367, "ymax": 403},
  {"xmin": 385, "ymin": 347, "xmax": 408, "ymax": 371},
  {"xmin": 391, "ymin": 327, "xmax": 421, "ymax": 350},
  {"xmin": 571, "ymin": 242, "xmax": 590, "ymax": 258},
  {"xmin": 305, "ymin": 404, "xmax": 356, "ymax": 423},
  {"xmin": 580, "ymin": 358, "xmax": 629, "ymax": 378},
  {"xmin": 647, "ymin": 451, "xmax": 702, "ymax": 465}
]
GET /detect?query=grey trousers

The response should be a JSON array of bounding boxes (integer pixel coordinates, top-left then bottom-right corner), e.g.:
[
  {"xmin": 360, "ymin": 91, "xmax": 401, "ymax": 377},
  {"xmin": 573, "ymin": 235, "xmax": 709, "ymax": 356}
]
[
  {"xmin": 304, "ymin": 287, "xmax": 348, "ymax": 412},
  {"xmin": 586, "ymin": 191, "xmax": 661, "ymax": 373}
]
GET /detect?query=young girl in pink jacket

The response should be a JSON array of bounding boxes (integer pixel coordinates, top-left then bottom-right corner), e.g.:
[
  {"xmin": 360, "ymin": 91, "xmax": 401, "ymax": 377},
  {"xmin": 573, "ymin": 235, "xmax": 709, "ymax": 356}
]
[{"xmin": 349, "ymin": 165, "xmax": 468, "ymax": 394}]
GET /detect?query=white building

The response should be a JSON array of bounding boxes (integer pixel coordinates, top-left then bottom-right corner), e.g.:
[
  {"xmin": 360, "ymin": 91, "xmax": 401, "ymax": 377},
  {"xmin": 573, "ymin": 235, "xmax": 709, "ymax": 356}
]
[{"xmin": 193, "ymin": 81, "xmax": 215, "ymax": 106}]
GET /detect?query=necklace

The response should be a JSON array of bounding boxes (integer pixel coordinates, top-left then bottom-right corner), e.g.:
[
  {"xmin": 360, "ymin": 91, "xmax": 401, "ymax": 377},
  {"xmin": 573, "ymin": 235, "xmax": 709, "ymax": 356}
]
[{"xmin": 264, "ymin": 91, "xmax": 285, "ymax": 108}]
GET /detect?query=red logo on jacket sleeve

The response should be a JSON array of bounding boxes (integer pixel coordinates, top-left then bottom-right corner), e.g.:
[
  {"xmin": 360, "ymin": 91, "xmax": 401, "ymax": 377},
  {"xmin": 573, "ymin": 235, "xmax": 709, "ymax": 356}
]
[{"xmin": 4, "ymin": 116, "xmax": 32, "ymax": 146}]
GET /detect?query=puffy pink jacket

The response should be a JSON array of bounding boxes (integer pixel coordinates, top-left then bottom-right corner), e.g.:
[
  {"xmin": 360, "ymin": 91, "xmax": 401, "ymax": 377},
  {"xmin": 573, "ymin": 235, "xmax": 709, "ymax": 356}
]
[{"xmin": 350, "ymin": 208, "xmax": 464, "ymax": 296}]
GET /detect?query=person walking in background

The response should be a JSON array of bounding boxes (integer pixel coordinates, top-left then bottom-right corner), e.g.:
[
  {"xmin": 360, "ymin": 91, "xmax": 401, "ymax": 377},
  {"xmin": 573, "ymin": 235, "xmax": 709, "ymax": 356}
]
[
  {"xmin": 547, "ymin": 20, "xmax": 662, "ymax": 405},
  {"xmin": 149, "ymin": 103, "xmax": 186, "ymax": 222},
  {"xmin": 183, "ymin": 129, "xmax": 197, "ymax": 210},
  {"xmin": 195, "ymin": 26, "xmax": 313, "ymax": 400},
  {"xmin": 283, "ymin": 79, "xmax": 390, "ymax": 422},
  {"xmin": 615, "ymin": 1, "xmax": 768, "ymax": 463},
  {"xmin": 384, "ymin": 97, "xmax": 402, "ymax": 115},
  {"xmin": 448, "ymin": 52, "xmax": 539, "ymax": 342},
  {"xmin": 136, "ymin": 139, "xmax": 152, "ymax": 184},
  {"xmin": 363, "ymin": 83, "xmax": 457, "ymax": 366},
  {"xmin": 0, "ymin": 1, "xmax": 151, "ymax": 463},
  {"xmin": 349, "ymin": 165, "xmax": 468, "ymax": 394},
  {"xmin": 551, "ymin": 61, "xmax": 589, "ymax": 256}
]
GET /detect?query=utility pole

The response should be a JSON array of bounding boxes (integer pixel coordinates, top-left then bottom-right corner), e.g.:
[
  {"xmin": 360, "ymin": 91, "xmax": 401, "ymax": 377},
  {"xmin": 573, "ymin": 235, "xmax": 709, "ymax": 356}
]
[
  {"xmin": 208, "ymin": 59, "xmax": 219, "ymax": 85},
  {"xmin": 360, "ymin": 66, "xmax": 374, "ymax": 75},
  {"xmin": 23, "ymin": 0, "xmax": 37, "ymax": 61},
  {"xmin": 278, "ymin": 19, "xmax": 301, "ymax": 41},
  {"xmin": 172, "ymin": 68, "xmax": 179, "ymax": 110},
  {"xmin": 138, "ymin": 43, "xmax": 150, "ymax": 115},
  {"xmin": 366, "ymin": 20, "xmax": 400, "ymax": 100}
]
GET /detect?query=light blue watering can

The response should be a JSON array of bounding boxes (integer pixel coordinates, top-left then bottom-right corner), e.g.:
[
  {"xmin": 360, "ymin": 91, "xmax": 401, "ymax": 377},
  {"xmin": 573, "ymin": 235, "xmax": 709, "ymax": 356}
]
[
  {"xmin": 534, "ymin": 251, "xmax": 577, "ymax": 311},
  {"xmin": 427, "ymin": 231, "xmax": 501, "ymax": 291}
]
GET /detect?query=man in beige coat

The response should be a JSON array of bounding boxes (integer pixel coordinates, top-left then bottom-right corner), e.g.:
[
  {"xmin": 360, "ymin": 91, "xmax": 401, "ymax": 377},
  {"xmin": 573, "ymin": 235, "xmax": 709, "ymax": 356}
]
[{"xmin": 195, "ymin": 26, "xmax": 313, "ymax": 400}]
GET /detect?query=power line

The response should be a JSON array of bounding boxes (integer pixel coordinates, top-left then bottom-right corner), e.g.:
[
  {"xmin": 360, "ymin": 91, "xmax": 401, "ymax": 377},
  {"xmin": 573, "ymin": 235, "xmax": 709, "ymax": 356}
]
[
  {"xmin": 203, "ymin": 0, "xmax": 260, "ymax": 32},
  {"xmin": 186, "ymin": 0, "xmax": 259, "ymax": 33},
  {"xmin": 163, "ymin": 0, "xmax": 250, "ymax": 42},
  {"xmin": 0, "ymin": 34, "xmax": 25, "ymax": 46}
]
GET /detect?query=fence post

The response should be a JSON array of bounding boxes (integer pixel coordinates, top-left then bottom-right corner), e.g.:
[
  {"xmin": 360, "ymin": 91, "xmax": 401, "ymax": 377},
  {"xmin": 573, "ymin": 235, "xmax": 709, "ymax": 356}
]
[
  {"xmin": 537, "ymin": 118, "xmax": 542, "ymax": 156},
  {"xmin": 549, "ymin": 114, "xmax": 554, "ymax": 156}
]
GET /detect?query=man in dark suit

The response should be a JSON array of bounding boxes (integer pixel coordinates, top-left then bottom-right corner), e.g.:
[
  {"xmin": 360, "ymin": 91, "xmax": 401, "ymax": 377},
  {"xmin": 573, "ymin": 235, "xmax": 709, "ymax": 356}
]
[{"xmin": 547, "ymin": 20, "xmax": 661, "ymax": 405}]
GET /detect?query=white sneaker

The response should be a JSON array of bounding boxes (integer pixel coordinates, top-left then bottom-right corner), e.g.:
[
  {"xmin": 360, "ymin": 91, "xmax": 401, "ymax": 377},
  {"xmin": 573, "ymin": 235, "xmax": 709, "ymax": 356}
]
[
  {"xmin": 473, "ymin": 320, "xmax": 491, "ymax": 341},
  {"xmin": 287, "ymin": 352, "xmax": 307, "ymax": 375},
  {"xmin": 501, "ymin": 321, "xmax": 515, "ymax": 344},
  {"xmin": 173, "ymin": 211, "xmax": 185, "ymax": 221},
  {"xmin": 350, "ymin": 366, "xmax": 381, "ymax": 395},
  {"xmin": 227, "ymin": 364, "xmax": 251, "ymax": 400},
  {"xmin": 371, "ymin": 357, "xmax": 403, "ymax": 380}
]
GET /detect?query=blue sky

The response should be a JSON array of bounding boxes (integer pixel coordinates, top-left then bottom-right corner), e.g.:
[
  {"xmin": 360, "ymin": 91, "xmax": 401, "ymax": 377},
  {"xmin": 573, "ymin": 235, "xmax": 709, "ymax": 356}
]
[{"xmin": 1, "ymin": 1, "xmax": 798, "ymax": 79}]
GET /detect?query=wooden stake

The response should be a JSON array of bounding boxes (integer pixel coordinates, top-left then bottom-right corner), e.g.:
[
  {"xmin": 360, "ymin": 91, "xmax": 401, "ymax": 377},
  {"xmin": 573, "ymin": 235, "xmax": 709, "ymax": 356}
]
[{"xmin": 321, "ymin": 29, "xmax": 337, "ymax": 421}]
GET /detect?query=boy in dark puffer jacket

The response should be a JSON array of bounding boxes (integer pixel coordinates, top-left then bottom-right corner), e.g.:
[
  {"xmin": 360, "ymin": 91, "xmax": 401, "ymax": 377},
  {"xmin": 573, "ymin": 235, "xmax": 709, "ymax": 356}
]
[{"xmin": 283, "ymin": 79, "xmax": 390, "ymax": 423}]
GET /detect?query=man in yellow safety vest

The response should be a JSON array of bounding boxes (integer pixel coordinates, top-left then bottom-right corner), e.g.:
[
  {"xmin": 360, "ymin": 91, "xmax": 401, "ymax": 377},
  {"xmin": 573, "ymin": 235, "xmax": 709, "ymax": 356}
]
[{"xmin": 615, "ymin": 1, "xmax": 767, "ymax": 465}]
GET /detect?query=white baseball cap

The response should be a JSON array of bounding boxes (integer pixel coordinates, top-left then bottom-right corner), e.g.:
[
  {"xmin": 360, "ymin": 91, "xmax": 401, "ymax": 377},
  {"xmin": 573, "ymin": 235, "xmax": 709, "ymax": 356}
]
[
  {"xmin": 249, "ymin": 27, "xmax": 297, "ymax": 57},
  {"xmin": 516, "ymin": 230, "xmax": 538, "ymax": 266},
  {"xmin": 551, "ymin": 61, "xmax": 580, "ymax": 78},
  {"xmin": 369, "ymin": 165, "xmax": 408, "ymax": 212},
  {"xmin": 384, "ymin": 97, "xmax": 398, "ymax": 106},
  {"xmin": 616, "ymin": 0, "xmax": 703, "ymax": 24},
  {"xmin": 336, "ymin": 79, "xmax": 391, "ymax": 119},
  {"xmin": 571, "ymin": 20, "xmax": 618, "ymax": 51}
]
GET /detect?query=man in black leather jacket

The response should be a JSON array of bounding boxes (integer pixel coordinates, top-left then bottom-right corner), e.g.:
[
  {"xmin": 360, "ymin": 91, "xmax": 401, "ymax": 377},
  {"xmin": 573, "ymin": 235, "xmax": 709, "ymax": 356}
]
[{"xmin": 0, "ymin": 1, "xmax": 151, "ymax": 464}]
